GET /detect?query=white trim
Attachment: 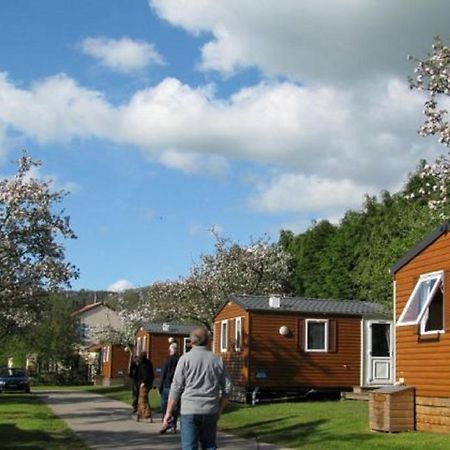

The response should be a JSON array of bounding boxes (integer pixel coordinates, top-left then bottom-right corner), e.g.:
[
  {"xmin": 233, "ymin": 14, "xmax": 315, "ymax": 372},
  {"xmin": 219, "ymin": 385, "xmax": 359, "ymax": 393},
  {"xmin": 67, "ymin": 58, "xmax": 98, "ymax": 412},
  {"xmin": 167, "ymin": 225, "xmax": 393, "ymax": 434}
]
[
  {"xmin": 220, "ymin": 320, "xmax": 228, "ymax": 353},
  {"xmin": 183, "ymin": 337, "xmax": 191, "ymax": 353},
  {"xmin": 235, "ymin": 317, "xmax": 242, "ymax": 352},
  {"xmin": 393, "ymin": 280, "xmax": 397, "ymax": 384},
  {"xmin": 397, "ymin": 271, "xmax": 443, "ymax": 327},
  {"xmin": 305, "ymin": 319, "xmax": 328, "ymax": 352},
  {"xmin": 360, "ymin": 319, "xmax": 364, "ymax": 387}
]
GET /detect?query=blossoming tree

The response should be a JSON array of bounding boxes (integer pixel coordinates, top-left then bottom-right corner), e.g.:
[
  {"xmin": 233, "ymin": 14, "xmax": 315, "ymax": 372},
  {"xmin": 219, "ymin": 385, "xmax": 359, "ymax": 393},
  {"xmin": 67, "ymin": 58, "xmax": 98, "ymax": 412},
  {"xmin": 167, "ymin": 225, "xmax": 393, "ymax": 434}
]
[
  {"xmin": 96, "ymin": 232, "xmax": 292, "ymax": 345},
  {"xmin": 409, "ymin": 37, "xmax": 450, "ymax": 216},
  {"xmin": 0, "ymin": 154, "xmax": 78, "ymax": 342}
]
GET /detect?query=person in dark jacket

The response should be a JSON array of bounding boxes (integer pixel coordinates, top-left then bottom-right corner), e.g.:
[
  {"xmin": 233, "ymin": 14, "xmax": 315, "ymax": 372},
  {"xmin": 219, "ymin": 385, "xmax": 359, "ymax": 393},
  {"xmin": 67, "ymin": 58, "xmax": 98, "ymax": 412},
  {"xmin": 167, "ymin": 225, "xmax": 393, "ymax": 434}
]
[
  {"xmin": 128, "ymin": 355, "xmax": 139, "ymax": 413},
  {"xmin": 136, "ymin": 351, "xmax": 154, "ymax": 422},
  {"xmin": 159, "ymin": 343, "xmax": 180, "ymax": 433}
]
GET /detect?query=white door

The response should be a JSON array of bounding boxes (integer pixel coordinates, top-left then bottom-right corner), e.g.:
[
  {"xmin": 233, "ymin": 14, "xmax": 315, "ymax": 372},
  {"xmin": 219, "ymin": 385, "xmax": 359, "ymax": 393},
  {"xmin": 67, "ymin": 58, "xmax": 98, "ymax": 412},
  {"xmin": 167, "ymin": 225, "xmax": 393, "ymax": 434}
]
[{"xmin": 364, "ymin": 320, "xmax": 393, "ymax": 386}]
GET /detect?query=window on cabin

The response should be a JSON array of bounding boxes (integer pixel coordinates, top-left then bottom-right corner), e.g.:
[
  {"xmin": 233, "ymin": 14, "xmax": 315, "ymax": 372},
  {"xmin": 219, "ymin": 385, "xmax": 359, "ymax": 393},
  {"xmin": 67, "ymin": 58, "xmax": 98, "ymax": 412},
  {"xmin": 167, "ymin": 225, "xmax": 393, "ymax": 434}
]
[
  {"xmin": 235, "ymin": 317, "xmax": 242, "ymax": 351},
  {"xmin": 220, "ymin": 320, "xmax": 228, "ymax": 352},
  {"xmin": 305, "ymin": 319, "xmax": 328, "ymax": 352},
  {"xmin": 183, "ymin": 338, "xmax": 192, "ymax": 353},
  {"xmin": 397, "ymin": 271, "xmax": 444, "ymax": 333}
]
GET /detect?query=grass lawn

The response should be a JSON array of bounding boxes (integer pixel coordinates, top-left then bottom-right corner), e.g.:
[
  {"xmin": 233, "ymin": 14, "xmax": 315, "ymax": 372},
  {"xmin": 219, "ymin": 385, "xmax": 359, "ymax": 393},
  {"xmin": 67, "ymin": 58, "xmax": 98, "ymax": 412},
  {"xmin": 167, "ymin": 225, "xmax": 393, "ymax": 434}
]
[
  {"xmin": 219, "ymin": 400, "xmax": 450, "ymax": 450},
  {"xmin": 33, "ymin": 385, "xmax": 450, "ymax": 449},
  {"xmin": 0, "ymin": 392, "xmax": 89, "ymax": 450}
]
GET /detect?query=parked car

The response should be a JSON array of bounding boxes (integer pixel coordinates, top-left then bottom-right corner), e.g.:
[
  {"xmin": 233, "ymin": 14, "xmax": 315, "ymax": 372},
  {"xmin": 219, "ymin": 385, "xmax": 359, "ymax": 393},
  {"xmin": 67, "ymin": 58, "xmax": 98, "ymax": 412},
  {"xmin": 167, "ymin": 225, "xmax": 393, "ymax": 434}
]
[{"xmin": 0, "ymin": 367, "xmax": 31, "ymax": 393}]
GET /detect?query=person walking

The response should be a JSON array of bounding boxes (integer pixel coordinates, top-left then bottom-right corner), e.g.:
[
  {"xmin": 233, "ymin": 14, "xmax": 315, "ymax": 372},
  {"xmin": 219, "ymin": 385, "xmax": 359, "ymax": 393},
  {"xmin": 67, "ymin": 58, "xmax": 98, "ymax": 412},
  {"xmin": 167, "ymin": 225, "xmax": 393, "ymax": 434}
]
[
  {"xmin": 163, "ymin": 327, "xmax": 231, "ymax": 450},
  {"xmin": 136, "ymin": 351, "xmax": 154, "ymax": 422},
  {"xmin": 159, "ymin": 342, "xmax": 180, "ymax": 433},
  {"xmin": 128, "ymin": 355, "xmax": 139, "ymax": 414}
]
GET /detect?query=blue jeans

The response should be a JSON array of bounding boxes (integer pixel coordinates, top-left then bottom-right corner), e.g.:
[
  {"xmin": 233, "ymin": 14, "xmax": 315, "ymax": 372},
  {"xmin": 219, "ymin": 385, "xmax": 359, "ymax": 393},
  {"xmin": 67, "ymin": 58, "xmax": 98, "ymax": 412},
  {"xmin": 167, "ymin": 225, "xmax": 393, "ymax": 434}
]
[
  {"xmin": 180, "ymin": 413, "xmax": 218, "ymax": 450},
  {"xmin": 161, "ymin": 387, "xmax": 179, "ymax": 424}
]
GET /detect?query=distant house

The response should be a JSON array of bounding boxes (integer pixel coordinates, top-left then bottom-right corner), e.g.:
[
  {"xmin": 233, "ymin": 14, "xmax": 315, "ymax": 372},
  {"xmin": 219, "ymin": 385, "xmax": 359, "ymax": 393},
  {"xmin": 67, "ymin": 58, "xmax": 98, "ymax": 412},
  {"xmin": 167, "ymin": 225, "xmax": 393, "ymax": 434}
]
[
  {"xmin": 73, "ymin": 302, "xmax": 128, "ymax": 385},
  {"xmin": 213, "ymin": 295, "xmax": 392, "ymax": 402},
  {"xmin": 392, "ymin": 221, "xmax": 450, "ymax": 432},
  {"xmin": 74, "ymin": 302, "xmax": 124, "ymax": 346},
  {"xmin": 135, "ymin": 322, "xmax": 197, "ymax": 380}
]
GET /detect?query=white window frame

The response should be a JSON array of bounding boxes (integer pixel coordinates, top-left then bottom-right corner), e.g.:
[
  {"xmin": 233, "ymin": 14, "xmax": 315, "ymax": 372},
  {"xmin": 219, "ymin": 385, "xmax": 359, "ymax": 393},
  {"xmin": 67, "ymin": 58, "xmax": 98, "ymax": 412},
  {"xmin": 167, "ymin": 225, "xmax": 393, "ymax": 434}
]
[
  {"xmin": 220, "ymin": 320, "xmax": 228, "ymax": 353},
  {"xmin": 397, "ymin": 271, "xmax": 444, "ymax": 328},
  {"xmin": 305, "ymin": 319, "xmax": 329, "ymax": 352},
  {"xmin": 102, "ymin": 345, "xmax": 110, "ymax": 363},
  {"xmin": 183, "ymin": 337, "xmax": 191, "ymax": 353},
  {"xmin": 136, "ymin": 337, "xmax": 142, "ymax": 356},
  {"xmin": 235, "ymin": 317, "xmax": 242, "ymax": 352}
]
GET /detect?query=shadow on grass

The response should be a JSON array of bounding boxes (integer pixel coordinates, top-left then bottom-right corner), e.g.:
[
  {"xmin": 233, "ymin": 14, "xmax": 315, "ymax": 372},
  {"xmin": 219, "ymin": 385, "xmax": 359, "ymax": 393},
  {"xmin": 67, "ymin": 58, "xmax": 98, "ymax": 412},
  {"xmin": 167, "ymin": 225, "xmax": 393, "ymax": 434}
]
[
  {"xmin": 222, "ymin": 414, "xmax": 391, "ymax": 449},
  {"xmin": 0, "ymin": 423, "xmax": 54, "ymax": 450}
]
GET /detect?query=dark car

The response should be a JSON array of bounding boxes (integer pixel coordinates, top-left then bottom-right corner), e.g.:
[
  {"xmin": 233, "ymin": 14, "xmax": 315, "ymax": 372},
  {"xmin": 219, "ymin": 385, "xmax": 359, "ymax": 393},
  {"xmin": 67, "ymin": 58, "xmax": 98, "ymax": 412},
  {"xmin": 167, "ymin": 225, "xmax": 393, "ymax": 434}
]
[{"xmin": 0, "ymin": 367, "xmax": 31, "ymax": 393}]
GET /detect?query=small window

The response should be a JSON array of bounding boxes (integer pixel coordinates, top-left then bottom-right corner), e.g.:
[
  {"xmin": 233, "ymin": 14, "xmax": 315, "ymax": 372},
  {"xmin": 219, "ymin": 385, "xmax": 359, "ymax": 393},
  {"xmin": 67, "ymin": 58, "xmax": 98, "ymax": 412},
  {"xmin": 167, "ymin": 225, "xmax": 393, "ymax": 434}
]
[
  {"xmin": 397, "ymin": 271, "xmax": 443, "ymax": 329},
  {"xmin": 136, "ymin": 337, "xmax": 142, "ymax": 356},
  {"xmin": 235, "ymin": 317, "xmax": 242, "ymax": 351},
  {"xmin": 102, "ymin": 346, "xmax": 110, "ymax": 363},
  {"xmin": 305, "ymin": 319, "xmax": 328, "ymax": 352},
  {"xmin": 420, "ymin": 282, "xmax": 444, "ymax": 334},
  {"xmin": 220, "ymin": 320, "xmax": 228, "ymax": 352},
  {"xmin": 183, "ymin": 337, "xmax": 192, "ymax": 353}
]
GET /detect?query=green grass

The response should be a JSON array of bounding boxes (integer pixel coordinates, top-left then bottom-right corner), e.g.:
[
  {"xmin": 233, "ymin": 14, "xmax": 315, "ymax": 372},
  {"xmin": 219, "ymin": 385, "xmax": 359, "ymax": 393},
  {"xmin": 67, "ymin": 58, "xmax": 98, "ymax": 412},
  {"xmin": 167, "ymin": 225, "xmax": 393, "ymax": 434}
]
[
  {"xmin": 32, "ymin": 385, "xmax": 450, "ymax": 449},
  {"xmin": 0, "ymin": 393, "xmax": 89, "ymax": 450},
  {"xmin": 219, "ymin": 400, "xmax": 450, "ymax": 450}
]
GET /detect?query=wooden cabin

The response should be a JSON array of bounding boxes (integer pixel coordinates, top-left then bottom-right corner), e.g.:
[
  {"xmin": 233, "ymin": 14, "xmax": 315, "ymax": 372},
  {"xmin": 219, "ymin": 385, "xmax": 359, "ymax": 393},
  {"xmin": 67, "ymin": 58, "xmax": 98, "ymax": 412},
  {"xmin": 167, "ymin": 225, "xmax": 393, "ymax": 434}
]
[
  {"xmin": 392, "ymin": 221, "xmax": 450, "ymax": 432},
  {"xmin": 214, "ymin": 295, "xmax": 392, "ymax": 402},
  {"xmin": 135, "ymin": 322, "xmax": 197, "ymax": 380},
  {"xmin": 99, "ymin": 344, "xmax": 130, "ymax": 385}
]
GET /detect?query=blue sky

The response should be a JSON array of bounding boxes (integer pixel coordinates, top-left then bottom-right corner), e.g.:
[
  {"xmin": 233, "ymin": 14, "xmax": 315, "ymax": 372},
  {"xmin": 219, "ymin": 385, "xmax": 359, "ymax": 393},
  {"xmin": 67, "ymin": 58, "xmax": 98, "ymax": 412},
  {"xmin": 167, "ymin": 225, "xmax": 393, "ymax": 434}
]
[{"xmin": 0, "ymin": 1, "xmax": 448, "ymax": 291}]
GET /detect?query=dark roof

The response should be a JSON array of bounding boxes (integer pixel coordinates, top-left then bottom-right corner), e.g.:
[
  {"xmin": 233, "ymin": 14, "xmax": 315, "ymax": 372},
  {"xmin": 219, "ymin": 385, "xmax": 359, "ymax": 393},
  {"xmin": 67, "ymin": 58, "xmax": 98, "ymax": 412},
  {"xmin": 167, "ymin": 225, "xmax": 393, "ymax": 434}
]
[
  {"xmin": 73, "ymin": 302, "xmax": 105, "ymax": 316},
  {"xmin": 228, "ymin": 295, "xmax": 386, "ymax": 317},
  {"xmin": 140, "ymin": 322, "xmax": 197, "ymax": 335},
  {"xmin": 391, "ymin": 221, "xmax": 450, "ymax": 275}
]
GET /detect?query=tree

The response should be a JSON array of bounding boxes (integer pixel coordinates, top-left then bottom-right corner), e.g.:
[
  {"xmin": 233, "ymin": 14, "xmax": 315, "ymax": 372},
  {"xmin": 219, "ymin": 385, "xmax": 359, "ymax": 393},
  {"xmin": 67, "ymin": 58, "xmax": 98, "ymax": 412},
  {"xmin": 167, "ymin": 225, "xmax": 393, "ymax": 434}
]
[
  {"xmin": 102, "ymin": 232, "xmax": 293, "ymax": 338},
  {"xmin": 408, "ymin": 37, "xmax": 450, "ymax": 216},
  {"xmin": 0, "ymin": 154, "xmax": 78, "ymax": 342}
]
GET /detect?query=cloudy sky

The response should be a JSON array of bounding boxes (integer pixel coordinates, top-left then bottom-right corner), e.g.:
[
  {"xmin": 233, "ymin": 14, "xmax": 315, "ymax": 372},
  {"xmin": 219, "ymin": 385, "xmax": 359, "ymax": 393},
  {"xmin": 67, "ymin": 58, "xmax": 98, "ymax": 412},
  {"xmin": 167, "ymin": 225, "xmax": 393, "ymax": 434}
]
[{"xmin": 0, "ymin": 0, "xmax": 448, "ymax": 291}]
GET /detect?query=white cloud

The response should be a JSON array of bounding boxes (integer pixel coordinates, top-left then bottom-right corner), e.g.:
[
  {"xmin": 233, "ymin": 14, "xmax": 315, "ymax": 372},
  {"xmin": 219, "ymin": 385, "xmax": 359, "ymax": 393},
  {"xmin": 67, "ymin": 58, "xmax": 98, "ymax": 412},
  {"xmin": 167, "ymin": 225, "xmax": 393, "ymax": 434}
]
[
  {"xmin": 80, "ymin": 37, "xmax": 164, "ymax": 74},
  {"xmin": 249, "ymin": 173, "xmax": 373, "ymax": 217},
  {"xmin": 159, "ymin": 150, "xmax": 229, "ymax": 177},
  {"xmin": 150, "ymin": 0, "xmax": 450, "ymax": 84},
  {"xmin": 107, "ymin": 279, "xmax": 135, "ymax": 292},
  {"xmin": 0, "ymin": 71, "xmax": 439, "ymax": 218}
]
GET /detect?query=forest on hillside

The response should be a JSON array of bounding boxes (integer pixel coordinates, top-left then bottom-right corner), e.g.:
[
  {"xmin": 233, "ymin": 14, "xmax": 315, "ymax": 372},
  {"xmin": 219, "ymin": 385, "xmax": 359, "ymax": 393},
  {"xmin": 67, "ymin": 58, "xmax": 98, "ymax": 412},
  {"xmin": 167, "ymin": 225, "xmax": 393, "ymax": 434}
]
[{"xmin": 278, "ymin": 162, "xmax": 443, "ymax": 308}]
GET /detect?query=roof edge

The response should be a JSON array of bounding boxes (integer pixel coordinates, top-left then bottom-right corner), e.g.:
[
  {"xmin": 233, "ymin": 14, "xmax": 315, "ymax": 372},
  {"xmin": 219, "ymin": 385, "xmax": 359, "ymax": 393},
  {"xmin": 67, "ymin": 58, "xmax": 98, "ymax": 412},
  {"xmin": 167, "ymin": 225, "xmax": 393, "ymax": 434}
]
[{"xmin": 391, "ymin": 221, "xmax": 450, "ymax": 275}]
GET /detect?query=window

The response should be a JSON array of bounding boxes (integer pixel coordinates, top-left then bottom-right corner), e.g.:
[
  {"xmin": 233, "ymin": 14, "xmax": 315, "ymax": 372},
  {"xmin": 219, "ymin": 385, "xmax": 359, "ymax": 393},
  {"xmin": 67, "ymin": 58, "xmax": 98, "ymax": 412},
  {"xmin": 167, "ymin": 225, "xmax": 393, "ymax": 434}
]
[
  {"xmin": 143, "ymin": 335, "xmax": 148, "ymax": 353},
  {"xmin": 136, "ymin": 337, "xmax": 142, "ymax": 356},
  {"xmin": 397, "ymin": 271, "xmax": 444, "ymax": 333},
  {"xmin": 183, "ymin": 338, "xmax": 192, "ymax": 353},
  {"xmin": 102, "ymin": 346, "xmax": 110, "ymax": 363},
  {"xmin": 305, "ymin": 319, "xmax": 328, "ymax": 352},
  {"xmin": 235, "ymin": 317, "xmax": 242, "ymax": 351},
  {"xmin": 220, "ymin": 320, "xmax": 228, "ymax": 352}
]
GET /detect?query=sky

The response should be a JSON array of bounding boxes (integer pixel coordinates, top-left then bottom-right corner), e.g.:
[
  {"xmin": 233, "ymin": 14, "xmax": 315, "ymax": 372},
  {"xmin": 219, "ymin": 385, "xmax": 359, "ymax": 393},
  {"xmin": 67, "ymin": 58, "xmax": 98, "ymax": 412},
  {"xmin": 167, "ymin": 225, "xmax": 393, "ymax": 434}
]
[{"xmin": 0, "ymin": 1, "xmax": 449, "ymax": 291}]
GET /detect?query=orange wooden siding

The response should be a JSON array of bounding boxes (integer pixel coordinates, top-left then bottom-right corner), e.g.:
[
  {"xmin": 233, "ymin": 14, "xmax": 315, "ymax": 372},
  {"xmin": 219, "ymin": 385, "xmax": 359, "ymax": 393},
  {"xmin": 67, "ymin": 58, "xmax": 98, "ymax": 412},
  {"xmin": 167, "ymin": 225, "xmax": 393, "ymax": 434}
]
[
  {"xmin": 214, "ymin": 301, "xmax": 249, "ymax": 386},
  {"xmin": 395, "ymin": 232, "xmax": 450, "ymax": 398},
  {"xmin": 134, "ymin": 329, "xmax": 191, "ymax": 380},
  {"xmin": 111, "ymin": 346, "xmax": 130, "ymax": 378},
  {"xmin": 214, "ymin": 301, "xmax": 361, "ymax": 389},
  {"xmin": 249, "ymin": 312, "xmax": 360, "ymax": 389}
]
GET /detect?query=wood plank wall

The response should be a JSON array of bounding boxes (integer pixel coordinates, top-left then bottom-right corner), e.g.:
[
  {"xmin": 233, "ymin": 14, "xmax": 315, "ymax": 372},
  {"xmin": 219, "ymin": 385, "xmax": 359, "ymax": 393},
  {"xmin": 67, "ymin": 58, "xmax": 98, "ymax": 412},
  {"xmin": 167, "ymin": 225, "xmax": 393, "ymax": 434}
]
[
  {"xmin": 249, "ymin": 312, "xmax": 360, "ymax": 389},
  {"xmin": 395, "ymin": 231, "xmax": 450, "ymax": 432},
  {"xmin": 214, "ymin": 301, "xmax": 361, "ymax": 389},
  {"xmin": 395, "ymin": 232, "xmax": 450, "ymax": 399},
  {"xmin": 214, "ymin": 302, "xmax": 249, "ymax": 386}
]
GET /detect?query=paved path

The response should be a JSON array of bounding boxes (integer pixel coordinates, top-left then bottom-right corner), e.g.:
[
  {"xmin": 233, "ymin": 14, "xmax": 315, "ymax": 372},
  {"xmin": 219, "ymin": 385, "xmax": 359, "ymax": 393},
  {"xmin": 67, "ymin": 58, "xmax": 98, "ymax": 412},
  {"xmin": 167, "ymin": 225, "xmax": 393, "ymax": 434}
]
[{"xmin": 38, "ymin": 390, "xmax": 288, "ymax": 450}]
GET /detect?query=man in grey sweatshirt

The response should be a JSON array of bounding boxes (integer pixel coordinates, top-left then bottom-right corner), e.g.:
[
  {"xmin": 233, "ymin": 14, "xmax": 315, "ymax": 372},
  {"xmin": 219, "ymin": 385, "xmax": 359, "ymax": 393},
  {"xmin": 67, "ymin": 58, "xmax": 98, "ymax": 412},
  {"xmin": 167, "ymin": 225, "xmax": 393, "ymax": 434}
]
[{"xmin": 163, "ymin": 327, "xmax": 231, "ymax": 450}]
